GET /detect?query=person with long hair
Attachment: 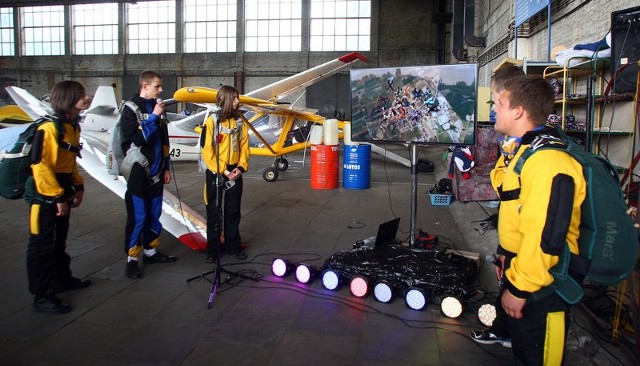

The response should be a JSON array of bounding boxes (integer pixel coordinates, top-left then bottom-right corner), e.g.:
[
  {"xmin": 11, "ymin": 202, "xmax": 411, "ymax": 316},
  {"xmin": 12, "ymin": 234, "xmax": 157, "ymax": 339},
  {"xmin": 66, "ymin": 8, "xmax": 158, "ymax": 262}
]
[
  {"xmin": 27, "ymin": 80, "xmax": 92, "ymax": 314},
  {"xmin": 201, "ymin": 85, "xmax": 250, "ymax": 262}
]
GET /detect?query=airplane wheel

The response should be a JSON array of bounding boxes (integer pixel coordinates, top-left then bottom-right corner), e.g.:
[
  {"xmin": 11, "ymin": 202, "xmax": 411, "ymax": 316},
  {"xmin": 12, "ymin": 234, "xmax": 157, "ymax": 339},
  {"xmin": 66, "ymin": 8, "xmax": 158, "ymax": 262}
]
[
  {"xmin": 263, "ymin": 167, "xmax": 279, "ymax": 182},
  {"xmin": 275, "ymin": 157, "xmax": 289, "ymax": 171}
]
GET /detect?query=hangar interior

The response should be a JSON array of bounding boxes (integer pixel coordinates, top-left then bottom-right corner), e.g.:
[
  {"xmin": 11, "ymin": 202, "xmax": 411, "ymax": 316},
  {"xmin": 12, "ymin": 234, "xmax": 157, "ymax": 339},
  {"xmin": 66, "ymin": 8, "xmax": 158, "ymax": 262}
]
[{"xmin": 0, "ymin": 0, "xmax": 639, "ymax": 365}]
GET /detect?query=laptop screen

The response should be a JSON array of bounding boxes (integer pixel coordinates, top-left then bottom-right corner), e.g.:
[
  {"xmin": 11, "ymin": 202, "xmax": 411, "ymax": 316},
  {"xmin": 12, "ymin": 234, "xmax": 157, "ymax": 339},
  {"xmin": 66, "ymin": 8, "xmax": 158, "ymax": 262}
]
[{"xmin": 374, "ymin": 218, "xmax": 400, "ymax": 247}]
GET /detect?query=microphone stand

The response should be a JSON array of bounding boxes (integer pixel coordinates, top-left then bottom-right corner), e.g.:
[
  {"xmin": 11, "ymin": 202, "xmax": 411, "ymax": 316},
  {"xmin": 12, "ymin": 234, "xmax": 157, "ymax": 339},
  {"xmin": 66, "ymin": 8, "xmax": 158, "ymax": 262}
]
[{"xmin": 185, "ymin": 109, "xmax": 256, "ymax": 309}]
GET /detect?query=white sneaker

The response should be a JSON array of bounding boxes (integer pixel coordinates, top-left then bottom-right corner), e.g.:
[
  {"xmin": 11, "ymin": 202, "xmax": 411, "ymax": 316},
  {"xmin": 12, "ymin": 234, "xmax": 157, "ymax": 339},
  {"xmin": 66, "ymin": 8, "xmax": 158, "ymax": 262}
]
[{"xmin": 470, "ymin": 330, "xmax": 512, "ymax": 348}]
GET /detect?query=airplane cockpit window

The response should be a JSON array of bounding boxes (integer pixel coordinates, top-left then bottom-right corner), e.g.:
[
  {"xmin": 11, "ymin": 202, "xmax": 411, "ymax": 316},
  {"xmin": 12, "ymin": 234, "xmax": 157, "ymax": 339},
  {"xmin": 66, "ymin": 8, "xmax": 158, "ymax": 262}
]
[{"xmin": 248, "ymin": 113, "xmax": 286, "ymax": 147}]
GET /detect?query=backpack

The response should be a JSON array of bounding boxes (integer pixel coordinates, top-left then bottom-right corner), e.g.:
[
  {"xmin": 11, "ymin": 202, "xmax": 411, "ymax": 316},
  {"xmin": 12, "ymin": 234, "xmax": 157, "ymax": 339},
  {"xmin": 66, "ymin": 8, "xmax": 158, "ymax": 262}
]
[
  {"xmin": 0, "ymin": 116, "xmax": 76, "ymax": 199},
  {"xmin": 508, "ymin": 127, "xmax": 638, "ymax": 304},
  {"xmin": 105, "ymin": 101, "xmax": 144, "ymax": 177}
]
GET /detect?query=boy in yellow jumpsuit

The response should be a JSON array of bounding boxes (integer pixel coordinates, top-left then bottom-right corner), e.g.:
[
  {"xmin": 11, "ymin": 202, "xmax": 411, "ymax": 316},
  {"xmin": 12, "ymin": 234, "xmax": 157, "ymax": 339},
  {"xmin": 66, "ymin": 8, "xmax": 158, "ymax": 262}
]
[{"xmin": 490, "ymin": 74, "xmax": 586, "ymax": 365}]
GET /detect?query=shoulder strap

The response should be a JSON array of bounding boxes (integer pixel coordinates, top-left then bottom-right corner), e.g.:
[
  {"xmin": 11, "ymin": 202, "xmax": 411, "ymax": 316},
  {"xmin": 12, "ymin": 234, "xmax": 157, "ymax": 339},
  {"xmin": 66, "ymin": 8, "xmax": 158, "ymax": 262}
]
[
  {"xmin": 513, "ymin": 133, "xmax": 568, "ymax": 175},
  {"xmin": 122, "ymin": 101, "xmax": 145, "ymax": 123},
  {"xmin": 38, "ymin": 115, "xmax": 82, "ymax": 156},
  {"xmin": 498, "ymin": 133, "xmax": 568, "ymax": 201}
]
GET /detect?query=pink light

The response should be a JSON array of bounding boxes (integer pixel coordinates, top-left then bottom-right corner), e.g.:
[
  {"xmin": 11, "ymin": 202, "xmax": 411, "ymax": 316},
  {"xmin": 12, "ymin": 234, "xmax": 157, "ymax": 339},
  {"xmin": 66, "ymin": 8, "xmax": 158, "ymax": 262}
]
[{"xmin": 350, "ymin": 276, "xmax": 369, "ymax": 298}]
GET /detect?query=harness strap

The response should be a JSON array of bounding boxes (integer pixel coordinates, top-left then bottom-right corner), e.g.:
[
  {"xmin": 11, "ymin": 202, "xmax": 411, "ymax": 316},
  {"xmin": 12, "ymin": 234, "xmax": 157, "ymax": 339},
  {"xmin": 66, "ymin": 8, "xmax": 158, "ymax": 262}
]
[
  {"xmin": 498, "ymin": 186, "xmax": 521, "ymax": 201},
  {"xmin": 40, "ymin": 115, "xmax": 82, "ymax": 158}
]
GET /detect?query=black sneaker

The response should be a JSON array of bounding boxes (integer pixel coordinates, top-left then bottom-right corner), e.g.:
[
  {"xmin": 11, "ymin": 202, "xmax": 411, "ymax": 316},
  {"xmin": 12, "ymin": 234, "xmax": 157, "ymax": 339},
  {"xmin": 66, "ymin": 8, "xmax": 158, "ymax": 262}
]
[
  {"xmin": 126, "ymin": 260, "xmax": 142, "ymax": 279},
  {"xmin": 53, "ymin": 277, "xmax": 92, "ymax": 293},
  {"xmin": 33, "ymin": 295, "xmax": 71, "ymax": 315},
  {"xmin": 470, "ymin": 330, "xmax": 512, "ymax": 348},
  {"xmin": 226, "ymin": 248, "xmax": 247, "ymax": 260},
  {"xmin": 143, "ymin": 251, "xmax": 177, "ymax": 264}
]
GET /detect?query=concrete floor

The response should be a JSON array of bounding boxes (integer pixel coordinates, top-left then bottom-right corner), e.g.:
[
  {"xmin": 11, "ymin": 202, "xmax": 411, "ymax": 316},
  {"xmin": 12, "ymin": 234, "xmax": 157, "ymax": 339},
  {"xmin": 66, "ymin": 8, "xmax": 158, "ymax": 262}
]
[{"xmin": 0, "ymin": 144, "xmax": 635, "ymax": 365}]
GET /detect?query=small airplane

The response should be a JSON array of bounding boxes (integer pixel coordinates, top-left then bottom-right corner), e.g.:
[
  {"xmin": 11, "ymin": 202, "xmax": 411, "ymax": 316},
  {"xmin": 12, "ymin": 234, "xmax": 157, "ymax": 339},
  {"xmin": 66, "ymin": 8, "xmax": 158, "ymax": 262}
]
[
  {"xmin": 3, "ymin": 84, "xmax": 210, "ymax": 162},
  {"xmin": 1, "ymin": 52, "xmax": 370, "ymax": 251},
  {"xmin": 1, "ymin": 84, "xmax": 210, "ymax": 250},
  {"xmin": 171, "ymin": 52, "xmax": 371, "ymax": 182}
]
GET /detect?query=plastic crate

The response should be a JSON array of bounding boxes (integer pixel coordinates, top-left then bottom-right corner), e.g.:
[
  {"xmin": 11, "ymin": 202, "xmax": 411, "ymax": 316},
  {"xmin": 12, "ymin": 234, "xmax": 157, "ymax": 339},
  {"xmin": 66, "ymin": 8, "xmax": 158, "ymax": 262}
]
[{"xmin": 429, "ymin": 192, "xmax": 452, "ymax": 206}]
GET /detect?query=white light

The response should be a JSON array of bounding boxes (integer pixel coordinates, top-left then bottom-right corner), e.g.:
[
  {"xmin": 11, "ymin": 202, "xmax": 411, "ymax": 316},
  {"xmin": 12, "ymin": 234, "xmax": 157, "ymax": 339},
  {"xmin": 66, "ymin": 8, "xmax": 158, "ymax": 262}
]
[
  {"xmin": 405, "ymin": 288, "xmax": 427, "ymax": 310},
  {"xmin": 478, "ymin": 303, "xmax": 496, "ymax": 326},
  {"xmin": 322, "ymin": 269, "xmax": 341, "ymax": 291},
  {"xmin": 295, "ymin": 264, "xmax": 313, "ymax": 284},
  {"xmin": 373, "ymin": 281, "xmax": 394, "ymax": 303},
  {"xmin": 441, "ymin": 296, "xmax": 463, "ymax": 318}
]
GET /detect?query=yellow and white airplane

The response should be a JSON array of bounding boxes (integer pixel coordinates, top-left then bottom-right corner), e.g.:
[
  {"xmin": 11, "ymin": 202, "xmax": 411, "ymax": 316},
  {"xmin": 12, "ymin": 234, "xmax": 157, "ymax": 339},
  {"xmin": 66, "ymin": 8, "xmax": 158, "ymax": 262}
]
[
  {"xmin": 0, "ymin": 52, "xmax": 368, "ymax": 251},
  {"xmin": 171, "ymin": 52, "xmax": 371, "ymax": 181}
]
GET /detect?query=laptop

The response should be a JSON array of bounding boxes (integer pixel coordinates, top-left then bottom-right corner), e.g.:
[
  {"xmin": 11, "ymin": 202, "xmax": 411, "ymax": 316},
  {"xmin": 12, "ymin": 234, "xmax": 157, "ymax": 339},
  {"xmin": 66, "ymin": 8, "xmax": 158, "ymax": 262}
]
[{"xmin": 374, "ymin": 217, "xmax": 400, "ymax": 247}]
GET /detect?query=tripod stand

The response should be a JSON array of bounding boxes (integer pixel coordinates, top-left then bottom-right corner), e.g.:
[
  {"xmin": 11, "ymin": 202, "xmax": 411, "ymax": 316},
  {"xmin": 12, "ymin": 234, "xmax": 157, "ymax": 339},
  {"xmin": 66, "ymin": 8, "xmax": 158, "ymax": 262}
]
[
  {"xmin": 185, "ymin": 250, "xmax": 256, "ymax": 309},
  {"xmin": 185, "ymin": 106, "xmax": 255, "ymax": 309}
]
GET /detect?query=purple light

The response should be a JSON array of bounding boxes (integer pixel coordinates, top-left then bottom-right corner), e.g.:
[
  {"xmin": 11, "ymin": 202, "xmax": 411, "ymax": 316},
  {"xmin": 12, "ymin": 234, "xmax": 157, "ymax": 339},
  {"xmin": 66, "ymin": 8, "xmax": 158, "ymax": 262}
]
[
  {"xmin": 295, "ymin": 264, "xmax": 313, "ymax": 284},
  {"xmin": 271, "ymin": 258, "xmax": 290, "ymax": 277}
]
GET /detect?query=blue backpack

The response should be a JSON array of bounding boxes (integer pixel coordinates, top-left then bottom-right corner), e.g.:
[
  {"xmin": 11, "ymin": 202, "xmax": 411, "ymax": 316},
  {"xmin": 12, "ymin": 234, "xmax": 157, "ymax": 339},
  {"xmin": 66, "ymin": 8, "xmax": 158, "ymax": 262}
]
[{"xmin": 510, "ymin": 127, "xmax": 638, "ymax": 304}]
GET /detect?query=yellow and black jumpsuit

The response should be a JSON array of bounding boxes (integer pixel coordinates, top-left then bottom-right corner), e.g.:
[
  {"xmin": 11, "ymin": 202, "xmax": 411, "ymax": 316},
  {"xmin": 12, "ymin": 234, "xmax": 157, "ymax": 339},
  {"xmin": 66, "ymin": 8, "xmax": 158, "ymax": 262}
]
[
  {"xmin": 201, "ymin": 113, "xmax": 250, "ymax": 257},
  {"xmin": 27, "ymin": 116, "xmax": 84, "ymax": 300},
  {"xmin": 121, "ymin": 95, "xmax": 171, "ymax": 258},
  {"xmin": 491, "ymin": 127, "xmax": 586, "ymax": 365}
]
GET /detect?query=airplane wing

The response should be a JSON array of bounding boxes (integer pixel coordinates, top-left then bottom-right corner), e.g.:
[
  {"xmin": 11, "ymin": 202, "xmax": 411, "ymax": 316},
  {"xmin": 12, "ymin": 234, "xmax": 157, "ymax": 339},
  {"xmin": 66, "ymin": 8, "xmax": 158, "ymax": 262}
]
[
  {"xmin": 5, "ymin": 86, "xmax": 53, "ymax": 120},
  {"xmin": 4, "ymin": 85, "xmax": 208, "ymax": 251},
  {"xmin": 246, "ymin": 52, "xmax": 369, "ymax": 102},
  {"xmin": 171, "ymin": 53, "xmax": 369, "ymax": 181},
  {"xmin": 79, "ymin": 131, "xmax": 208, "ymax": 250},
  {"xmin": 168, "ymin": 108, "xmax": 210, "ymax": 134}
]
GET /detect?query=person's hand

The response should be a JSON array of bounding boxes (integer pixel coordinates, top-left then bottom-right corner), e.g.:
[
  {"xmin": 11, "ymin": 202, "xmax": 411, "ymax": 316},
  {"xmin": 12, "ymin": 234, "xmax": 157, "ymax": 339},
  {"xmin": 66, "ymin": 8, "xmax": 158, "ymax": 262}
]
[
  {"xmin": 71, "ymin": 191, "xmax": 84, "ymax": 208},
  {"xmin": 228, "ymin": 168, "xmax": 242, "ymax": 180},
  {"xmin": 56, "ymin": 201, "xmax": 70, "ymax": 216},
  {"xmin": 153, "ymin": 101, "xmax": 165, "ymax": 117},
  {"xmin": 501, "ymin": 289, "xmax": 526, "ymax": 319},
  {"xmin": 164, "ymin": 170, "xmax": 171, "ymax": 184}
]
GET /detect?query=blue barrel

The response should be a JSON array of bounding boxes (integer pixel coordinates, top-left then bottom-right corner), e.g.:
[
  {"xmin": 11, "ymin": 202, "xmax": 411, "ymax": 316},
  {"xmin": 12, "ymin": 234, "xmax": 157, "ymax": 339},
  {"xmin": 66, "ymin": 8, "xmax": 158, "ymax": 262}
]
[{"xmin": 343, "ymin": 144, "xmax": 371, "ymax": 189}]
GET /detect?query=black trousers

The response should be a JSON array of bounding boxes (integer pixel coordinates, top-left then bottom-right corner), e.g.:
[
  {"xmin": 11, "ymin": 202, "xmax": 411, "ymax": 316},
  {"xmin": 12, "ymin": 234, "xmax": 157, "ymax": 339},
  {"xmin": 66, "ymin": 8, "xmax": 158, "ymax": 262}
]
[
  {"xmin": 205, "ymin": 169, "xmax": 243, "ymax": 256},
  {"xmin": 27, "ymin": 201, "xmax": 73, "ymax": 299},
  {"xmin": 508, "ymin": 287, "xmax": 570, "ymax": 366},
  {"xmin": 489, "ymin": 286, "xmax": 509, "ymax": 338},
  {"xmin": 489, "ymin": 255, "xmax": 512, "ymax": 338}
]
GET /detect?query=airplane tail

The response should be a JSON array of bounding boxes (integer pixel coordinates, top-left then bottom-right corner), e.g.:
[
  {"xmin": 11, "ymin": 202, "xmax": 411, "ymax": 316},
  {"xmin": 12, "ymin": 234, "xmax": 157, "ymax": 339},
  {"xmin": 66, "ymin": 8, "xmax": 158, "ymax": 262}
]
[
  {"xmin": 86, "ymin": 86, "xmax": 118, "ymax": 115},
  {"xmin": 82, "ymin": 86, "xmax": 121, "ymax": 132},
  {"xmin": 246, "ymin": 52, "xmax": 368, "ymax": 102}
]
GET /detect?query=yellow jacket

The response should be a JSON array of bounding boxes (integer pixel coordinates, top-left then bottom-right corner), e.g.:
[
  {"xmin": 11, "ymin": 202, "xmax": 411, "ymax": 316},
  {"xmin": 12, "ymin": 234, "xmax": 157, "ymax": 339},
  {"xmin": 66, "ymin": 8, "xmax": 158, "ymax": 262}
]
[
  {"xmin": 31, "ymin": 118, "xmax": 84, "ymax": 200},
  {"xmin": 201, "ymin": 115, "xmax": 250, "ymax": 174},
  {"xmin": 491, "ymin": 139, "xmax": 585, "ymax": 298}
]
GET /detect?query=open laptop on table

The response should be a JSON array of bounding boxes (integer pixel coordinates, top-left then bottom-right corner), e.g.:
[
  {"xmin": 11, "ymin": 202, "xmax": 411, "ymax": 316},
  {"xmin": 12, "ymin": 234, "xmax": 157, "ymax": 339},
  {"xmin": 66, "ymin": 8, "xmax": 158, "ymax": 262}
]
[{"xmin": 355, "ymin": 217, "xmax": 401, "ymax": 248}]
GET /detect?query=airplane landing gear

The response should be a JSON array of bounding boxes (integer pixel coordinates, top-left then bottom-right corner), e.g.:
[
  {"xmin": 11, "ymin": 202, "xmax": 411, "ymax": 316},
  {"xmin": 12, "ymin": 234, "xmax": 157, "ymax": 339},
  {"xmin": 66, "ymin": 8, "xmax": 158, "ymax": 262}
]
[
  {"xmin": 263, "ymin": 157, "xmax": 288, "ymax": 182},
  {"xmin": 275, "ymin": 157, "xmax": 289, "ymax": 171},
  {"xmin": 263, "ymin": 167, "xmax": 279, "ymax": 182}
]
